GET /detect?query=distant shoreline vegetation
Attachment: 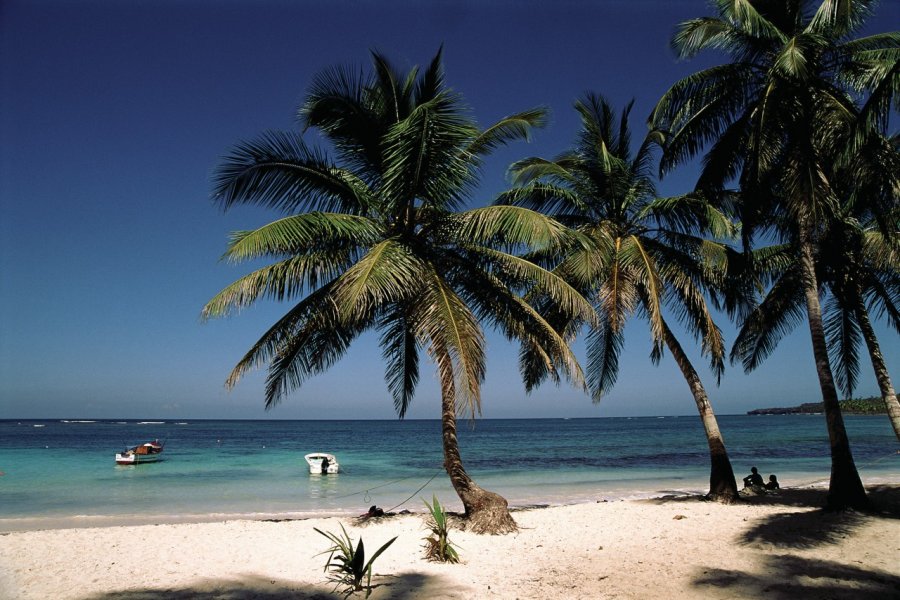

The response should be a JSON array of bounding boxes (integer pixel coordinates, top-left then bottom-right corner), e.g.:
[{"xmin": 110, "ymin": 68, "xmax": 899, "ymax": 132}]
[{"xmin": 748, "ymin": 397, "xmax": 886, "ymax": 416}]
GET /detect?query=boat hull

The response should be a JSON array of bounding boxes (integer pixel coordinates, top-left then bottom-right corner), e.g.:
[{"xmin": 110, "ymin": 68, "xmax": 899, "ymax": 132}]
[
  {"xmin": 304, "ymin": 453, "xmax": 339, "ymax": 474},
  {"xmin": 115, "ymin": 440, "xmax": 164, "ymax": 465},
  {"xmin": 115, "ymin": 453, "xmax": 163, "ymax": 465}
]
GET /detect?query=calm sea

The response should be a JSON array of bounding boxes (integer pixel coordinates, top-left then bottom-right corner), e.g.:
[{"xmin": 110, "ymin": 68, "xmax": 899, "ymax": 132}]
[{"xmin": 1, "ymin": 416, "xmax": 897, "ymax": 531}]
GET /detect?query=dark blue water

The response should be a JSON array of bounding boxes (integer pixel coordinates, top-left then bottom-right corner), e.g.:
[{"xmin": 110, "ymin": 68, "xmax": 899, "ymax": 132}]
[{"xmin": 1, "ymin": 416, "xmax": 896, "ymax": 530}]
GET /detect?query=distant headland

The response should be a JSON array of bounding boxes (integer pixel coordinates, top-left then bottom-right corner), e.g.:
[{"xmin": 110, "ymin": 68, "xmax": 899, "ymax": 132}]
[{"xmin": 747, "ymin": 397, "xmax": 886, "ymax": 415}]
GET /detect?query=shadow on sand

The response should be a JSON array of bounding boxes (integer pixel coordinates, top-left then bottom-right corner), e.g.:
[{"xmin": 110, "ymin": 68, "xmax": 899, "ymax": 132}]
[
  {"xmin": 692, "ymin": 554, "xmax": 900, "ymax": 599},
  {"xmin": 648, "ymin": 485, "xmax": 899, "ymax": 550},
  {"xmin": 79, "ymin": 572, "xmax": 465, "ymax": 600},
  {"xmin": 674, "ymin": 486, "xmax": 900, "ymax": 598}
]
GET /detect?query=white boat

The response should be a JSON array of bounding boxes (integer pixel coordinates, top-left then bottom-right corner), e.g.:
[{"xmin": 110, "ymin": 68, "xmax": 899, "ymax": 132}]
[
  {"xmin": 116, "ymin": 440, "xmax": 164, "ymax": 465},
  {"xmin": 305, "ymin": 452, "xmax": 339, "ymax": 474}
]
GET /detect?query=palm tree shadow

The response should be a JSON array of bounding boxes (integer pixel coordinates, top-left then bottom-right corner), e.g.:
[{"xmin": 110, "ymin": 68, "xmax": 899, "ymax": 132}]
[
  {"xmin": 740, "ymin": 485, "xmax": 900, "ymax": 549},
  {"xmin": 78, "ymin": 572, "xmax": 464, "ymax": 600},
  {"xmin": 740, "ymin": 507, "xmax": 867, "ymax": 549},
  {"xmin": 693, "ymin": 554, "xmax": 900, "ymax": 599},
  {"xmin": 646, "ymin": 485, "xmax": 899, "ymax": 550},
  {"xmin": 79, "ymin": 575, "xmax": 339, "ymax": 600}
]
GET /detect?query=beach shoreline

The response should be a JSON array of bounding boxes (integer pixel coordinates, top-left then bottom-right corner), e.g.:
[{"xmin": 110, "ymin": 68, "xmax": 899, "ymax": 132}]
[{"xmin": 3, "ymin": 485, "xmax": 898, "ymax": 599}]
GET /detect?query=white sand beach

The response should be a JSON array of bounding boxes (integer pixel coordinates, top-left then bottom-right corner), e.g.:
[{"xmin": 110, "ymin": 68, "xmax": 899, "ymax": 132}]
[{"xmin": 2, "ymin": 486, "xmax": 898, "ymax": 599}]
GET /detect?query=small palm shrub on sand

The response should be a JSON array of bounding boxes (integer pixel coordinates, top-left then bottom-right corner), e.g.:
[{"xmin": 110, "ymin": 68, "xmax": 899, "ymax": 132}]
[
  {"xmin": 423, "ymin": 495, "xmax": 460, "ymax": 563},
  {"xmin": 315, "ymin": 524, "xmax": 397, "ymax": 598}
]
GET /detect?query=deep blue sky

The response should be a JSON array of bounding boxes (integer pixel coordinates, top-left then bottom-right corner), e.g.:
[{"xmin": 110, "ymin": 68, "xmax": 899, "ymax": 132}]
[{"xmin": 2, "ymin": 0, "xmax": 897, "ymax": 420}]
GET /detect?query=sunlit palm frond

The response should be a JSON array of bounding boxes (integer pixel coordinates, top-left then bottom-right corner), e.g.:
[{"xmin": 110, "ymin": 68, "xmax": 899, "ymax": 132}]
[
  {"xmin": 462, "ymin": 245, "xmax": 597, "ymax": 327},
  {"xmin": 713, "ymin": 0, "xmax": 788, "ymax": 43},
  {"xmin": 222, "ymin": 213, "xmax": 382, "ymax": 262},
  {"xmin": 453, "ymin": 205, "xmax": 578, "ymax": 253},
  {"xmin": 331, "ymin": 239, "xmax": 425, "ymax": 323},
  {"xmin": 418, "ymin": 272, "xmax": 485, "ymax": 416},
  {"xmin": 808, "ymin": 0, "xmax": 877, "ymax": 37},
  {"xmin": 381, "ymin": 93, "xmax": 477, "ymax": 213},
  {"xmin": 202, "ymin": 254, "xmax": 348, "ymax": 320}
]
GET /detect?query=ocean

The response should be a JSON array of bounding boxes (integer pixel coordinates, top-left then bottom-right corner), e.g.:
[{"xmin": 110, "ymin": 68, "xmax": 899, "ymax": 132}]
[{"xmin": 1, "ymin": 416, "xmax": 897, "ymax": 531}]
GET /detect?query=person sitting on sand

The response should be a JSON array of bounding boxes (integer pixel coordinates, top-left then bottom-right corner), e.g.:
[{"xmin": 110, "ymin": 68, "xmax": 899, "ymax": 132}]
[
  {"xmin": 765, "ymin": 474, "xmax": 780, "ymax": 490},
  {"xmin": 742, "ymin": 466, "xmax": 764, "ymax": 488}
]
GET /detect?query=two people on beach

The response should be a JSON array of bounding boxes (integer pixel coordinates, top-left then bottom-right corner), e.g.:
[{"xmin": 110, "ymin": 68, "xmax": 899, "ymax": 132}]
[{"xmin": 742, "ymin": 467, "xmax": 779, "ymax": 494}]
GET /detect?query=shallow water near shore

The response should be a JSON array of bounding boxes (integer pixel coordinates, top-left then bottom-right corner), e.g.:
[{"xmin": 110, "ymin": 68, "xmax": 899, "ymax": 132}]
[{"xmin": 1, "ymin": 415, "xmax": 897, "ymax": 531}]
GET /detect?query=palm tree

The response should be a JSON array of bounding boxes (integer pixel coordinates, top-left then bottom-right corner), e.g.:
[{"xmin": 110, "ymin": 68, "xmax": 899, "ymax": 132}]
[
  {"xmin": 734, "ymin": 202, "xmax": 900, "ymax": 441},
  {"xmin": 501, "ymin": 94, "xmax": 741, "ymax": 502},
  {"xmin": 651, "ymin": 0, "xmax": 899, "ymax": 509},
  {"xmin": 202, "ymin": 50, "xmax": 591, "ymax": 534}
]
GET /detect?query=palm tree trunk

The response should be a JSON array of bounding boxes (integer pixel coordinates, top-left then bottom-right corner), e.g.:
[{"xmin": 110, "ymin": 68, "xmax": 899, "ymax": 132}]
[
  {"xmin": 797, "ymin": 231, "xmax": 868, "ymax": 509},
  {"xmin": 439, "ymin": 379, "xmax": 518, "ymax": 534},
  {"xmin": 662, "ymin": 322, "xmax": 739, "ymax": 503},
  {"xmin": 855, "ymin": 301, "xmax": 900, "ymax": 441}
]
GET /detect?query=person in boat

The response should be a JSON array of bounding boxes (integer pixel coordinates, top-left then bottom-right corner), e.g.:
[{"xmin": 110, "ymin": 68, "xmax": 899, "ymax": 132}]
[
  {"xmin": 321, "ymin": 456, "xmax": 330, "ymax": 472},
  {"xmin": 765, "ymin": 474, "xmax": 780, "ymax": 490},
  {"xmin": 742, "ymin": 466, "xmax": 764, "ymax": 489}
]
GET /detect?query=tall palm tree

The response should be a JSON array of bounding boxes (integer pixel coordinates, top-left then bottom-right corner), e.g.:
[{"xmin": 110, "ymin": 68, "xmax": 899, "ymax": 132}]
[
  {"xmin": 502, "ymin": 94, "xmax": 741, "ymax": 502},
  {"xmin": 203, "ymin": 50, "xmax": 591, "ymax": 534},
  {"xmin": 651, "ymin": 0, "xmax": 899, "ymax": 509},
  {"xmin": 734, "ymin": 207, "xmax": 900, "ymax": 441}
]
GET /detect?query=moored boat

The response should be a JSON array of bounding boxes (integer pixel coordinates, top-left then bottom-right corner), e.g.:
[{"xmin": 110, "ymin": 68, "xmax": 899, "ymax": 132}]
[
  {"xmin": 116, "ymin": 440, "xmax": 164, "ymax": 465},
  {"xmin": 305, "ymin": 452, "xmax": 339, "ymax": 474}
]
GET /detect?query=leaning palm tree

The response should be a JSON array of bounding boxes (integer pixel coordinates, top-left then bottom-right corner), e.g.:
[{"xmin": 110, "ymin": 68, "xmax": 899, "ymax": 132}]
[
  {"xmin": 734, "ymin": 207, "xmax": 900, "ymax": 441},
  {"xmin": 203, "ymin": 50, "xmax": 591, "ymax": 534},
  {"xmin": 652, "ymin": 0, "xmax": 899, "ymax": 509},
  {"xmin": 501, "ymin": 94, "xmax": 741, "ymax": 502}
]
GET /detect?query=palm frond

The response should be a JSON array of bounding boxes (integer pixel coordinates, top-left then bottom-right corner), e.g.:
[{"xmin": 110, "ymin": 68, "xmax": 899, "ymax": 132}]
[
  {"xmin": 585, "ymin": 318, "xmax": 624, "ymax": 402},
  {"xmin": 452, "ymin": 205, "xmax": 578, "ymax": 253},
  {"xmin": 466, "ymin": 108, "xmax": 549, "ymax": 157},
  {"xmin": 824, "ymin": 295, "xmax": 861, "ymax": 397},
  {"xmin": 381, "ymin": 93, "xmax": 477, "ymax": 213},
  {"xmin": 263, "ymin": 299, "xmax": 368, "ymax": 408},
  {"xmin": 212, "ymin": 131, "xmax": 371, "ymax": 214},
  {"xmin": 414, "ymin": 46, "xmax": 445, "ymax": 105},
  {"xmin": 202, "ymin": 255, "xmax": 347, "ymax": 320},
  {"xmin": 378, "ymin": 306, "xmax": 420, "ymax": 418},
  {"xmin": 712, "ymin": 0, "xmax": 788, "ymax": 43},
  {"xmin": 507, "ymin": 156, "xmax": 572, "ymax": 186},
  {"xmin": 730, "ymin": 269, "xmax": 806, "ymax": 372},
  {"xmin": 463, "ymin": 245, "xmax": 596, "ymax": 327},
  {"xmin": 808, "ymin": 0, "xmax": 877, "ymax": 38},
  {"xmin": 419, "ymin": 272, "xmax": 485, "ymax": 416},
  {"xmin": 331, "ymin": 239, "xmax": 425, "ymax": 323},
  {"xmin": 222, "ymin": 213, "xmax": 382, "ymax": 263}
]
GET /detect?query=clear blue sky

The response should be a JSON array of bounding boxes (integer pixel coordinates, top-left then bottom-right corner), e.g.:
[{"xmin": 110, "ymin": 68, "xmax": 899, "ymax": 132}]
[{"xmin": 2, "ymin": 0, "xmax": 897, "ymax": 420}]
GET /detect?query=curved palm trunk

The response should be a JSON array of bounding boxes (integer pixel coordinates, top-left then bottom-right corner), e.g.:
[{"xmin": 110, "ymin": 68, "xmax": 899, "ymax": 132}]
[
  {"xmin": 662, "ymin": 322, "xmax": 739, "ymax": 503},
  {"xmin": 439, "ymin": 378, "xmax": 517, "ymax": 534},
  {"xmin": 855, "ymin": 301, "xmax": 900, "ymax": 441},
  {"xmin": 798, "ymin": 233, "xmax": 868, "ymax": 509},
  {"xmin": 440, "ymin": 391, "xmax": 518, "ymax": 534}
]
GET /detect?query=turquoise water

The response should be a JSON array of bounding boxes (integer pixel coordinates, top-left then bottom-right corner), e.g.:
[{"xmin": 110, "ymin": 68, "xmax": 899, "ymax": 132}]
[{"xmin": 1, "ymin": 416, "xmax": 897, "ymax": 530}]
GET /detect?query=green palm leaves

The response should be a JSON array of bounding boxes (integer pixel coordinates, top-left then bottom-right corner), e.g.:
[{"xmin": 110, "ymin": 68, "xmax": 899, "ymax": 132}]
[
  {"xmin": 652, "ymin": 0, "xmax": 899, "ymax": 507},
  {"xmin": 504, "ymin": 93, "xmax": 731, "ymax": 402},
  {"xmin": 204, "ymin": 49, "xmax": 587, "ymax": 421}
]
